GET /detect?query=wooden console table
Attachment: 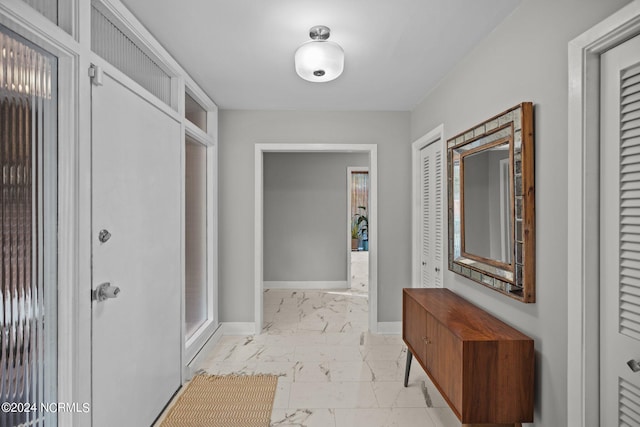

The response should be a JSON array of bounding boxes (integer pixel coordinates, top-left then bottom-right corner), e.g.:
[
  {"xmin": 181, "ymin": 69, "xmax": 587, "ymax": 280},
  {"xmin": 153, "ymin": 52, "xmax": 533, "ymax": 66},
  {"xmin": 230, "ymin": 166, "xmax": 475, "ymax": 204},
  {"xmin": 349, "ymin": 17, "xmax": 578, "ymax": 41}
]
[{"xmin": 402, "ymin": 288, "xmax": 534, "ymax": 426}]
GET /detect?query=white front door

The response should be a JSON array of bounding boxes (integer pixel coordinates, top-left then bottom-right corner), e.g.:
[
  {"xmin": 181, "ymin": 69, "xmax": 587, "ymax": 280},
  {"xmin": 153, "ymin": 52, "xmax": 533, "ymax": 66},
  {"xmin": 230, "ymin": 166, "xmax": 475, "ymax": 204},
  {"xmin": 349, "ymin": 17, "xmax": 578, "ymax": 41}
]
[
  {"xmin": 419, "ymin": 141, "xmax": 443, "ymax": 288},
  {"xmin": 600, "ymin": 33, "xmax": 640, "ymax": 425},
  {"xmin": 91, "ymin": 70, "xmax": 182, "ymax": 426}
]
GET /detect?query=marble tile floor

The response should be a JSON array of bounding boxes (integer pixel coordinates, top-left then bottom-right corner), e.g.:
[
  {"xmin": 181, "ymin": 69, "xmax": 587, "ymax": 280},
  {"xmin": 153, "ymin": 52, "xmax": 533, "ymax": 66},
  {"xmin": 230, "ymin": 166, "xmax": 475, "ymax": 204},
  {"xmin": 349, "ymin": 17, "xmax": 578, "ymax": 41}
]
[{"xmin": 200, "ymin": 288, "xmax": 461, "ymax": 427}]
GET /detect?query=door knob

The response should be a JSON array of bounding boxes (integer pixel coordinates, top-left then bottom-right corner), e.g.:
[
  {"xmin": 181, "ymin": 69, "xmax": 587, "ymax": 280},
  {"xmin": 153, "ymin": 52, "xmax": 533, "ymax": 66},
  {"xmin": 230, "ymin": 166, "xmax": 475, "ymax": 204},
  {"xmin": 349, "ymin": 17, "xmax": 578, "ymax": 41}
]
[
  {"xmin": 93, "ymin": 282, "xmax": 121, "ymax": 302},
  {"xmin": 628, "ymin": 359, "xmax": 640, "ymax": 373},
  {"xmin": 98, "ymin": 229, "xmax": 112, "ymax": 243},
  {"xmin": 422, "ymin": 261, "xmax": 426, "ymax": 266},
  {"xmin": 435, "ymin": 267, "xmax": 440, "ymax": 272}
]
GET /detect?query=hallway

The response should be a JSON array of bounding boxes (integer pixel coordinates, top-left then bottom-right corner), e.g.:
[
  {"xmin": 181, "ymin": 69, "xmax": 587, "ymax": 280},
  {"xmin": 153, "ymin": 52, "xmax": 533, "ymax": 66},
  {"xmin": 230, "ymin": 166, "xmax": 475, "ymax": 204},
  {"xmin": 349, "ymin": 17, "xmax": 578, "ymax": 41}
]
[{"xmin": 200, "ymin": 287, "xmax": 460, "ymax": 426}]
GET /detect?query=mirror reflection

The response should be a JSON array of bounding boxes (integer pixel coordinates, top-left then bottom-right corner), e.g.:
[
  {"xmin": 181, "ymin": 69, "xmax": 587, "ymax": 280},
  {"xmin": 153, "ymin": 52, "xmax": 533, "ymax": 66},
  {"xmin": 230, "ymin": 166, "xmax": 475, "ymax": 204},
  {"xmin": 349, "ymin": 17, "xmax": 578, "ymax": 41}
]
[{"xmin": 463, "ymin": 143, "xmax": 512, "ymax": 264}]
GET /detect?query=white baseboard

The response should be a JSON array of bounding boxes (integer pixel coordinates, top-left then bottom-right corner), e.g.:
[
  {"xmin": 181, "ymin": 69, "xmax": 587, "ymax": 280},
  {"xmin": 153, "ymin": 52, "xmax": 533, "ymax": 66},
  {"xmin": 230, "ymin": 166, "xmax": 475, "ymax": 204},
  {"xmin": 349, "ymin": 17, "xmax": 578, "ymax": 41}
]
[
  {"xmin": 185, "ymin": 324, "xmax": 224, "ymax": 378},
  {"xmin": 264, "ymin": 281, "xmax": 348, "ymax": 290},
  {"xmin": 223, "ymin": 322, "xmax": 256, "ymax": 335},
  {"xmin": 377, "ymin": 321, "xmax": 402, "ymax": 335}
]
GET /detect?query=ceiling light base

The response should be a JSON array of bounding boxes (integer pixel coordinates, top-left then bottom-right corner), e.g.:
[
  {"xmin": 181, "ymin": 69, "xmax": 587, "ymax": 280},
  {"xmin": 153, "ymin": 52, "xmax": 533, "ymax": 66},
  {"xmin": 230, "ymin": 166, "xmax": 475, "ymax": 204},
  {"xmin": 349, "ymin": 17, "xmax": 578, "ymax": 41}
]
[{"xmin": 309, "ymin": 25, "xmax": 331, "ymax": 40}]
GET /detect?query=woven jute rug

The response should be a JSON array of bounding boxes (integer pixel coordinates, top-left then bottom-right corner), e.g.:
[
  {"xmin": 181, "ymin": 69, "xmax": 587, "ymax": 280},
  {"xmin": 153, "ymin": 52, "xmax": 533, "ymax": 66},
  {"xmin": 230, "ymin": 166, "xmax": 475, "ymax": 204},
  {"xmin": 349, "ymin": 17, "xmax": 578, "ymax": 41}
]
[{"xmin": 159, "ymin": 374, "xmax": 279, "ymax": 427}]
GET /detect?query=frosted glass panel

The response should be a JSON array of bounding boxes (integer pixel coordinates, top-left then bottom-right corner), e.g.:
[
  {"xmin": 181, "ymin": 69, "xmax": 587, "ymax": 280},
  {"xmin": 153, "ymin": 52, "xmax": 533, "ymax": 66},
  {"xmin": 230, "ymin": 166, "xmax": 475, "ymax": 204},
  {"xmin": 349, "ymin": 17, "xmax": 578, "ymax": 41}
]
[
  {"xmin": 185, "ymin": 93, "xmax": 207, "ymax": 132},
  {"xmin": 1, "ymin": 26, "xmax": 57, "ymax": 427},
  {"xmin": 91, "ymin": 4, "xmax": 172, "ymax": 107},
  {"xmin": 21, "ymin": 0, "xmax": 58, "ymax": 25},
  {"xmin": 185, "ymin": 139, "xmax": 207, "ymax": 338}
]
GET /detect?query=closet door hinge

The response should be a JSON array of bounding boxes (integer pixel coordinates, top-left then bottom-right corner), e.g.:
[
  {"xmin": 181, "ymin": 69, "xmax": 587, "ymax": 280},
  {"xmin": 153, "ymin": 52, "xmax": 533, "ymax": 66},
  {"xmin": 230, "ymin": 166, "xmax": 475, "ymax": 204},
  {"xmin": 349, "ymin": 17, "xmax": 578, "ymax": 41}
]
[{"xmin": 89, "ymin": 64, "xmax": 104, "ymax": 86}]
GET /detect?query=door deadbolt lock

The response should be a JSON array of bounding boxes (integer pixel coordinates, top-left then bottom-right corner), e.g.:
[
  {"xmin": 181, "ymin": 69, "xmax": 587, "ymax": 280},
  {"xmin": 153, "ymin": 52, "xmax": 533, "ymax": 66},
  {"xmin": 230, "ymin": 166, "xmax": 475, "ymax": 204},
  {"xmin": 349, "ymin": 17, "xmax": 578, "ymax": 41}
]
[
  {"xmin": 98, "ymin": 229, "xmax": 111, "ymax": 243},
  {"xmin": 628, "ymin": 359, "xmax": 640, "ymax": 373},
  {"xmin": 93, "ymin": 282, "xmax": 120, "ymax": 302}
]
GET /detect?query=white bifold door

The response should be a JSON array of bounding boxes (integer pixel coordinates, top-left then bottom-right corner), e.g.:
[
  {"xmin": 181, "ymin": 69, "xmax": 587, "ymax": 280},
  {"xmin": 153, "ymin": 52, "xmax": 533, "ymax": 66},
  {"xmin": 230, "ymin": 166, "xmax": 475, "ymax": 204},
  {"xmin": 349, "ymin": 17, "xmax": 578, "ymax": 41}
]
[
  {"xmin": 600, "ymin": 33, "xmax": 640, "ymax": 425},
  {"xmin": 91, "ymin": 70, "xmax": 181, "ymax": 427},
  {"xmin": 419, "ymin": 140, "xmax": 444, "ymax": 288}
]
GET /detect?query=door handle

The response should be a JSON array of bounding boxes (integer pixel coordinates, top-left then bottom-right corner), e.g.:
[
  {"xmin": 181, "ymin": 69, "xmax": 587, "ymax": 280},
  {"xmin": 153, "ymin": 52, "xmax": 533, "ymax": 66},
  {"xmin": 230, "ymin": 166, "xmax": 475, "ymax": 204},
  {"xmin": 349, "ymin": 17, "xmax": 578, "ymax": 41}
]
[
  {"xmin": 93, "ymin": 282, "xmax": 121, "ymax": 302},
  {"xmin": 628, "ymin": 359, "xmax": 640, "ymax": 373},
  {"xmin": 98, "ymin": 229, "xmax": 112, "ymax": 243},
  {"xmin": 435, "ymin": 267, "xmax": 440, "ymax": 272},
  {"xmin": 422, "ymin": 261, "xmax": 426, "ymax": 266}
]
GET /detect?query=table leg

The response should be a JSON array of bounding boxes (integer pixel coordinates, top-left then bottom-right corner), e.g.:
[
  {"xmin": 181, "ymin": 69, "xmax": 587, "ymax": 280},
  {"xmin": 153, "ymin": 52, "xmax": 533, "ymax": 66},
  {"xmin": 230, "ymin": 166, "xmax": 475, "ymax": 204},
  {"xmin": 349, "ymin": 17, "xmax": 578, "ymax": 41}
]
[{"xmin": 404, "ymin": 350, "xmax": 413, "ymax": 387}]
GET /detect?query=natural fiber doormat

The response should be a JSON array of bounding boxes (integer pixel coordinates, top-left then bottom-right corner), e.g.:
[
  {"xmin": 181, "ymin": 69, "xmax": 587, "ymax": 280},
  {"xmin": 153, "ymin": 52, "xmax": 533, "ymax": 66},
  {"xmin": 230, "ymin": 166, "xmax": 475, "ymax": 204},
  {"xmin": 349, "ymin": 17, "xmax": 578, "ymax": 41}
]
[{"xmin": 159, "ymin": 374, "xmax": 279, "ymax": 427}]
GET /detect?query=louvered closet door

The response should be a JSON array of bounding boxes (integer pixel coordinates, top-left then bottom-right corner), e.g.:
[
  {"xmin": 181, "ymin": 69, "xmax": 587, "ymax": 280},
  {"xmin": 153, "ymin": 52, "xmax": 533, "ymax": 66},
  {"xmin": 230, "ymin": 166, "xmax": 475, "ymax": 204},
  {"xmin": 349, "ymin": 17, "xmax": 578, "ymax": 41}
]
[
  {"xmin": 600, "ymin": 33, "xmax": 640, "ymax": 426},
  {"xmin": 419, "ymin": 141, "xmax": 443, "ymax": 288}
]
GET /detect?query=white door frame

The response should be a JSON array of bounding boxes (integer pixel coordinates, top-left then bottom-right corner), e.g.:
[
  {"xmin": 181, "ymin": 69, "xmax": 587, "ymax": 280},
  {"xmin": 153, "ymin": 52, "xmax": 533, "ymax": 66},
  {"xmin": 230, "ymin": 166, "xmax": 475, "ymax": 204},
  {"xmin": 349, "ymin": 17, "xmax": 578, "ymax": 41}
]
[
  {"xmin": 0, "ymin": 4, "xmax": 88, "ymax": 425},
  {"xmin": 347, "ymin": 166, "xmax": 369, "ymax": 288},
  {"xmin": 411, "ymin": 124, "xmax": 445, "ymax": 288},
  {"xmin": 183, "ymin": 122, "xmax": 219, "ymax": 365},
  {"xmin": 255, "ymin": 144, "xmax": 378, "ymax": 333},
  {"xmin": 567, "ymin": 2, "xmax": 640, "ymax": 425}
]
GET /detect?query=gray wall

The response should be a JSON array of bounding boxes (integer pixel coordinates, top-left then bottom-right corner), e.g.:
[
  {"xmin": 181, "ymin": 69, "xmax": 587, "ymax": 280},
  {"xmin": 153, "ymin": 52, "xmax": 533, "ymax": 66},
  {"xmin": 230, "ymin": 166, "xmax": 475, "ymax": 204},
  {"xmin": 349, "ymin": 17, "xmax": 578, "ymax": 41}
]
[
  {"xmin": 410, "ymin": 0, "xmax": 631, "ymax": 425},
  {"xmin": 219, "ymin": 110, "xmax": 410, "ymax": 322},
  {"xmin": 263, "ymin": 152, "xmax": 368, "ymax": 283}
]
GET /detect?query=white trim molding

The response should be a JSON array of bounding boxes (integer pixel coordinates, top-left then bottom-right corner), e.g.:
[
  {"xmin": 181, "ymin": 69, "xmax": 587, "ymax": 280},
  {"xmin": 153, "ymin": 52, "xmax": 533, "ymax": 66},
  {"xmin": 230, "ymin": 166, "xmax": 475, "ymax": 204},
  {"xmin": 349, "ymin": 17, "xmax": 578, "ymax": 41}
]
[
  {"xmin": 255, "ymin": 144, "xmax": 379, "ymax": 334},
  {"xmin": 264, "ymin": 281, "xmax": 348, "ymax": 290},
  {"xmin": 567, "ymin": 2, "xmax": 640, "ymax": 426},
  {"xmin": 377, "ymin": 322, "xmax": 402, "ymax": 335},
  {"xmin": 185, "ymin": 324, "xmax": 223, "ymax": 379},
  {"xmin": 223, "ymin": 322, "xmax": 257, "ymax": 336},
  {"xmin": 411, "ymin": 124, "xmax": 445, "ymax": 288}
]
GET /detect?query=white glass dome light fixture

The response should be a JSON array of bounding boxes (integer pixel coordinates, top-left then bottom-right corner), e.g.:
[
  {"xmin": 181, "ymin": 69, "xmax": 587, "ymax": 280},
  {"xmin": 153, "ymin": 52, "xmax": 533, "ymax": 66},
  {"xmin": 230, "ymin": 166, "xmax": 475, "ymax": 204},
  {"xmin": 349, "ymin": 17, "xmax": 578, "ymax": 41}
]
[{"xmin": 295, "ymin": 25, "xmax": 344, "ymax": 83}]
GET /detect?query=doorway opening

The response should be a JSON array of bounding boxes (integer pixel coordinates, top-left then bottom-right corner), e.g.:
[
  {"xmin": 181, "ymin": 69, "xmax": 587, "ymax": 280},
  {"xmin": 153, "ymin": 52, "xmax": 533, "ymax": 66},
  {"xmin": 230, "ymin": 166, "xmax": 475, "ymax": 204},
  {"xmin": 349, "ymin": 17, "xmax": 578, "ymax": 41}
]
[
  {"xmin": 255, "ymin": 144, "xmax": 378, "ymax": 333},
  {"xmin": 348, "ymin": 167, "xmax": 369, "ymax": 294}
]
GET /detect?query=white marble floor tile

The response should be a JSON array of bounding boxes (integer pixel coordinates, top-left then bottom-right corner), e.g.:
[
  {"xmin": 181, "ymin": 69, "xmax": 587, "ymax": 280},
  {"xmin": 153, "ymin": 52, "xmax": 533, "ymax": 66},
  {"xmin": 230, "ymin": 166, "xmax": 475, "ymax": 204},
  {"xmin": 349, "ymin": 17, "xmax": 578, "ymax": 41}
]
[
  {"xmin": 391, "ymin": 361, "xmax": 449, "ymax": 408},
  {"xmin": 414, "ymin": 377, "xmax": 450, "ymax": 408},
  {"xmin": 360, "ymin": 333, "xmax": 404, "ymax": 346},
  {"xmin": 270, "ymin": 408, "xmax": 336, "ymax": 427},
  {"xmin": 294, "ymin": 345, "xmax": 362, "ymax": 362},
  {"xmin": 194, "ymin": 287, "xmax": 458, "ymax": 426},
  {"xmin": 254, "ymin": 361, "xmax": 297, "ymax": 382},
  {"xmin": 293, "ymin": 361, "xmax": 331, "ymax": 382},
  {"xmin": 201, "ymin": 360, "xmax": 257, "ymax": 376},
  {"xmin": 216, "ymin": 335, "xmax": 254, "ymax": 346},
  {"xmin": 426, "ymin": 407, "xmax": 461, "ymax": 427},
  {"xmin": 324, "ymin": 332, "xmax": 363, "ymax": 346},
  {"xmin": 329, "ymin": 361, "xmax": 374, "ymax": 382},
  {"xmin": 366, "ymin": 359, "xmax": 405, "ymax": 382},
  {"xmin": 372, "ymin": 381, "xmax": 430, "ymax": 408},
  {"xmin": 257, "ymin": 345, "xmax": 297, "ymax": 362},
  {"xmin": 334, "ymin": 408, "xmax": 435, "ymax": 427},
  {"xmin": 273, "ymin": 380, "xmax": 291, "ymax": 409},
  {"xmin": 288, "ymin": 382, "xmax": 378, "ymax": 408},
  {"xmin": 360, "ymin": 344, "xmax": 406, "ymax": 361}
]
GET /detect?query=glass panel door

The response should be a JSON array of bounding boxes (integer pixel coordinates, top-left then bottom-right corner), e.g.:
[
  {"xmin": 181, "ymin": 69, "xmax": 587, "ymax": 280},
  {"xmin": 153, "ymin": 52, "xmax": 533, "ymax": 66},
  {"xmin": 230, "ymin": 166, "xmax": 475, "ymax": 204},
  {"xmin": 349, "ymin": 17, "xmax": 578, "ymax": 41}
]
[
  {"xmin": 0, "ymin": 26, "xmax": 57, "ymax": 427},
  {"xmin": 185, "ymin": 137, "xmax": 207, "ymax": 338}
]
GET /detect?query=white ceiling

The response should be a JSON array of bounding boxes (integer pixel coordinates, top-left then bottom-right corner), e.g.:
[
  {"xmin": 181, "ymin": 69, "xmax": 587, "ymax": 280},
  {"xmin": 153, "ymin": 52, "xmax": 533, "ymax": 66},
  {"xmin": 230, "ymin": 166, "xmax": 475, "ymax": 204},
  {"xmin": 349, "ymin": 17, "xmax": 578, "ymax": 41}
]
[{"xmin": 121, "ymin": 0, "xmax": 522, "ymax": 111}]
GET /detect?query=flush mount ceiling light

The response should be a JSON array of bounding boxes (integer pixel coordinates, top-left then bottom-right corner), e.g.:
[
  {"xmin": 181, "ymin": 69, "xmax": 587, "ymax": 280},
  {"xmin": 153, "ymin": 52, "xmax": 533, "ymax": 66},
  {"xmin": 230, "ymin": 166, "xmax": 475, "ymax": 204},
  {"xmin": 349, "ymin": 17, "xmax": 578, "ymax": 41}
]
[{"xmin": 294, "ymin": 25, "xmax": 344, "ymax": 83}]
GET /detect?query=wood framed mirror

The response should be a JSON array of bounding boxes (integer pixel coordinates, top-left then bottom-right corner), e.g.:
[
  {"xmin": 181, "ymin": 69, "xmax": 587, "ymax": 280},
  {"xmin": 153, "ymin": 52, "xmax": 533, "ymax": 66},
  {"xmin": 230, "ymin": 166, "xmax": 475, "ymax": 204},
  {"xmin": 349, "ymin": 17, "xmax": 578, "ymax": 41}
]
[{"xmin": 447, "ymin": 102, "xmax": 535, "ymax": 302}]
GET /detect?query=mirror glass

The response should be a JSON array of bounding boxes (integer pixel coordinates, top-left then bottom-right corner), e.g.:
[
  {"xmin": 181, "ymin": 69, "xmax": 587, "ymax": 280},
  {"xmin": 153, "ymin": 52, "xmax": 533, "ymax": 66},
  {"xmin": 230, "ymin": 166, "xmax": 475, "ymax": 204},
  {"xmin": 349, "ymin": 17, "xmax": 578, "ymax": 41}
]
[
  {"xmin": 447, "ymin": 103, "xmax": 535, "ymax": 303},
  {"xmin": 463, "ymin": 142, "xmax": 511, "ymax": 264}
]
